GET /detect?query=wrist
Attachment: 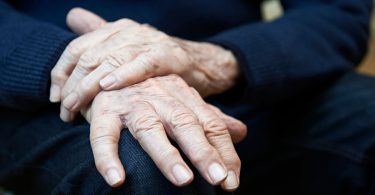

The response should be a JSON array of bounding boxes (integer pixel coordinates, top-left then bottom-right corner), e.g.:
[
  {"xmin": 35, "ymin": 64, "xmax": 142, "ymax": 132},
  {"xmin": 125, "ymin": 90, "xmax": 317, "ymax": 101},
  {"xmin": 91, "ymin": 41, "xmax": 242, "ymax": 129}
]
[{"xmin": 183, "ymin": 39, "xmax": 240, "ymax": 95}]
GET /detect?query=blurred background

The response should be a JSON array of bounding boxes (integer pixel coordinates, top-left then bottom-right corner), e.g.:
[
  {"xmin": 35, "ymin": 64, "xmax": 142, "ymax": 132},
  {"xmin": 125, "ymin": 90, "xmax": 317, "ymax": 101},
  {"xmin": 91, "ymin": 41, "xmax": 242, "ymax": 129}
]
[
  {"xmin": 359, "ymin": 9, "xmax": 375, "ymax": 76},
  {"xmin": 263, "ymin": 0, "xmax": 375, "ymax": 76}
]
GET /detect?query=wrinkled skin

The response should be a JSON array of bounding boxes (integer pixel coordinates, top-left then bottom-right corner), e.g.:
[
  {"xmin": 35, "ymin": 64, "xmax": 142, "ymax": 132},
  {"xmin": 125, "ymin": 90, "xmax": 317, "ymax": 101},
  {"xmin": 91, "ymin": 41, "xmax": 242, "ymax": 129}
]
[
  {"xmin": 49, "ymin": 8, "xmax": 247, "ymax": 191},
  {"xmin": 82, "ymin": 75, "xmax": 247, "ymax": 191},
  {"xmin": 49, "ymin": 8, "xmax": 240, "ymax": 122}
]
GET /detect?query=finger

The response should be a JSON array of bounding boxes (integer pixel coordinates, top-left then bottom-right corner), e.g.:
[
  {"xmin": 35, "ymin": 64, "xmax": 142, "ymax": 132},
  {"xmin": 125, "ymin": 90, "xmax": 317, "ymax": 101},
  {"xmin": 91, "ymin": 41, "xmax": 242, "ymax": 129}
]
[
  {"xmin": 62, "ymin": 62, "xmax": 115, "ymax": 112},
  {"xmin": 160, "ymin": 76, "xmax": 242, "ymax": 191},
  {"xmin": 67, "ymin": 7, "xmax": 107, "ymax": 35},
  {"xmin": 59, "ymin": 104, "xmax": 76, "ymax": 122},
  {"xmin": 99, "ymin": 52, "xmax": 172, "ymax": 90},
  {"xmin": 60, "ymin": 22, "xmax": 142, "ymax": 106},
  {"xmin": 90, "ymin": 113, "xmax": 125, "ymax": 187},
  {"xmin": 124, "ymin": 102, "xmax": 193, "ymax": 186},
  {"xmin": 207, "ymin": 104, "xmax": 247, "ymax": 143},
  {"xmin": 62, "ymin": 47, "xmax": 142, "ymax": 112},
  {"xmin": 80, "ymin": 104, "xmax": 92, "ymax": 122},
  {"xmin": 160, "ymin": 75, "xmax": 247, "ymax": 143},
  {"xmin": 148, "ymin": 93, "xmax": 228, "ymax": 185},
  {"xmin": 192, "ymin": 105, "xmax": 241, "ymax": 192},
  {"xmin": 50, "ymin": 20, "xmax": 132, "ymax": 102}
]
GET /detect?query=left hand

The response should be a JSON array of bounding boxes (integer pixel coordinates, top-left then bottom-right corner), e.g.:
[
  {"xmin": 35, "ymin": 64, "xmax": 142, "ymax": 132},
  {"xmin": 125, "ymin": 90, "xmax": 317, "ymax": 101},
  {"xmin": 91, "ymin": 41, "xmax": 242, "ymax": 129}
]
[
  {"xmin": 82, "ymin": 75, "xmax": 246, "ymax": 191},
  {"xmin": 50, "ymin": 8, "xmax": 240, "ymax": 122}
]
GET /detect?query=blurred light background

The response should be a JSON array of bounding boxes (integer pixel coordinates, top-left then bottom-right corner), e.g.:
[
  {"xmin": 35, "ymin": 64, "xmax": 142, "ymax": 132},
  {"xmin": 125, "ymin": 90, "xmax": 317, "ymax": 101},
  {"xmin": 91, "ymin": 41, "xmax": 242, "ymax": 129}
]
[{"xmin": 262, "ymin": 0, "xmax": 375, "ymax": 76}]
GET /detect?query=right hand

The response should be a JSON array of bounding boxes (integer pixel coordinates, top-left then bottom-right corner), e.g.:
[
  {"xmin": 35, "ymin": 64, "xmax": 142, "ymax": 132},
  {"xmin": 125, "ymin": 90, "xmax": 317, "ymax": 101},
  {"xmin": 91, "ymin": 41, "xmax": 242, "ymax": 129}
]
[
  {"xmin": 82, "ymin": 74, "xmax": 247, "ymax": 191},
  {"xmin": 50, "ymin": 8, "xmax": 240, "ymax": 122}
]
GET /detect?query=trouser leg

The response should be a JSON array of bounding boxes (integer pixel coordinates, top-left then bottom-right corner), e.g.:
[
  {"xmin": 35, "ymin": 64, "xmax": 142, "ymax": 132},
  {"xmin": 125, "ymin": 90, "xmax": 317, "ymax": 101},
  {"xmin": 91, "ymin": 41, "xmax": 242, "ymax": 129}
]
[
  {"xmin": 212, "ymin": 72, "xmax": 375, "ymax": 195},
  {"xmin": 0, "ymin": 109, "xmax": 214, "ymax": 195},
  {"xmin": 3, "ymin": 71, "xmax": 375, "ymax": 195}
]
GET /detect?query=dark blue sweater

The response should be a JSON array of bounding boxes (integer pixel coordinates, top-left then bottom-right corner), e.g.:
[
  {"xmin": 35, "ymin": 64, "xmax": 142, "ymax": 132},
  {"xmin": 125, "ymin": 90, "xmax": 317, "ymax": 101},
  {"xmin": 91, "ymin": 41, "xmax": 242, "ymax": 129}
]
[{"xmin": 0, "ymin": 0, "xmax": 372, "ymax": 110}]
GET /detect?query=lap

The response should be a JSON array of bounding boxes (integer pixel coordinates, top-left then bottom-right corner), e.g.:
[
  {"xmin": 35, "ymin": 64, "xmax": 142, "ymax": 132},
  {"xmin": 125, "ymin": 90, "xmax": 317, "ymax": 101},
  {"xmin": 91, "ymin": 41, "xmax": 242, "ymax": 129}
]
[
  {"xmin": 0, "ymin": 110, "xmax": 213, "ymax": 194},
  {"xmin": 1, "ymin": 71, "xmax": 375, "ymax": 194},
  {"xmin": 214, "ymin": 72, "xmax": 375, "ymax": 194}
]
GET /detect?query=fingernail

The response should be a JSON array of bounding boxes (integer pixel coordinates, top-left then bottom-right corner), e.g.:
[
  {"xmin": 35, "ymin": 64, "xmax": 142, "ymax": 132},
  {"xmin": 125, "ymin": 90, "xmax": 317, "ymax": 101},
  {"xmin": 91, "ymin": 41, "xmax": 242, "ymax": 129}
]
[
  {"xmin": 106, "ymin": 168, "xmax": 122, "ymax": 186},
  {"xmin": 172, "ymin": 164, "xmax": 191, "ymax": 185},
  {"xmin": 208, "ymin": 163, "xmax": 227, "ymax": 184},
  {"xmin": 223, "ymin": 171, "xmax": 239, "ymax": 191},
  {"xmin": 63, "ymin": 92, "xmax": 78, "ymax": 110},
  {"xmin": 49, "ymin": 85, "xmax": 61, "ymax": 102},
  {"xmin": 100, "ymin": 76, "xmax": 116, "ymax": 89}
]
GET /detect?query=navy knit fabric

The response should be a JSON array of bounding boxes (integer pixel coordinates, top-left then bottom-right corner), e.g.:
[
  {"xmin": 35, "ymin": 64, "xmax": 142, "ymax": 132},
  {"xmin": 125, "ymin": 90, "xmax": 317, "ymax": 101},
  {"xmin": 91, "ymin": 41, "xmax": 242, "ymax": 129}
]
[
  {"xmin": 2, "ymin": 72, "xmax": 375, "ymax": 194},
  {"xmin": 0, "ymin": 0, "xmax": 372, "ymax": 109}
]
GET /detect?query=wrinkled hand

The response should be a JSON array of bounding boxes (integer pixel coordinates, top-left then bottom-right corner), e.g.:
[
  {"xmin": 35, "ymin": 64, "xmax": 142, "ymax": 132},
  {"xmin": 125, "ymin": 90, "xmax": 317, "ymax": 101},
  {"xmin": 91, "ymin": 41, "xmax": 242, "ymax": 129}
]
[
  {"xmin": 83, "ymin": 75, "xmax": 247, "ymax": 191},
  {"xmin": 50, "ymin": 8, "xmax": 240, "ymax": 122}
]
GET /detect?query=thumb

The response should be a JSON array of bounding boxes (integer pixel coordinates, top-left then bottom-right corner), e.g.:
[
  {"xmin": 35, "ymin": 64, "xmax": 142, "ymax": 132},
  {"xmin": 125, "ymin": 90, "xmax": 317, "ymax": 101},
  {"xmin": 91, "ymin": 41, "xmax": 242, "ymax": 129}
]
[{"xmin": 67, "ymin": 7, "xmax": 107, "ymax": 35}]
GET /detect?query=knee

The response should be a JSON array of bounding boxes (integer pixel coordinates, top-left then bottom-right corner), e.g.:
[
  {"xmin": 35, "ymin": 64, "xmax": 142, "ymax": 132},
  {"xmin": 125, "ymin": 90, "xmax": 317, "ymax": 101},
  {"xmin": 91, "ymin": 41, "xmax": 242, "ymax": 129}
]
[
  {"xmin": 51, "ymin": 128, "xmax": 173, "ymax": 194},
  {"xmin": 53, "ymin": 128, "xmax": 209, "ymax": 194},
  {"xmin": 115, "ymin": 130, "xmax": 173, "ymax": 194},
  {"xmin": 114, "ymin": 130, "xmax": 213, "ymax": 194}
]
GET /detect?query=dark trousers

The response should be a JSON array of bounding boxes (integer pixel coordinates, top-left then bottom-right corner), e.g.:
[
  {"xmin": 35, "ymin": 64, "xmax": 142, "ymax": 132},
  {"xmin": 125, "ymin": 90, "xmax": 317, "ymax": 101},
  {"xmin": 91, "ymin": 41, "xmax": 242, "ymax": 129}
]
[{"xmin": 1, "ymin": 72, "xmax": 375, "ymax": 195}]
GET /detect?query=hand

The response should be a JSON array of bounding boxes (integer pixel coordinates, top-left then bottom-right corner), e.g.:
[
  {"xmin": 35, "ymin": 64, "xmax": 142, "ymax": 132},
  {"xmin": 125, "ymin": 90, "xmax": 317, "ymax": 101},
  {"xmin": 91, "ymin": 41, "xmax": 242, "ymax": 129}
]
[
  {"xmin": 82, "ymin": 75, "xmax": 247, "ymax": 191},
  {"xmin": 50, "ymin": 8, "xmax": 240, "ymax": 122}
]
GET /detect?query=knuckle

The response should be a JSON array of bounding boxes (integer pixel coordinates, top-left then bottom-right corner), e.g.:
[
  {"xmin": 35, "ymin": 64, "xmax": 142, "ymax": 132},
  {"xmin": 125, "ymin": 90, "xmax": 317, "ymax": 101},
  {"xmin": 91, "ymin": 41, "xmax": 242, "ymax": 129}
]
[
  {"xmin": 170, "ymin": 108, "xmax": 198, "ymax": 129},
  {"xmin": 139, "ymin": 24, "xmax": 150, "ymax": 31},
  {"xmin": 51, "ymin": 68, "xmax": 66, "ymax": 83},
  {"xmin": 190, "ymin": 146, "xmax": 215, "ymax": 165},
  {"xmin": 142, "ymin": 23, "xmax": 157, "ymax": 31},
  {"xmin": 66, "ymin": 40, "xmax": 82, "ymax": 56},
  {"xmin": 105, "ymin": 53, "xmax": 127, "ymax": 68},
  {"xmin": 117, "ymin": 18, "xmax": 137, "ymax": 26},
  {"xmin": 204, "ymin": 117, "xmax": 227, "ymax": 135},
  {"xmin": 78, "ymin": 53, "xmax": 98, "ymax": 71},
  {"xmin": 158, "ymin": 31, "xmax": 169, "ymax": 40},
  {"xmin": 156, "ymin": 147, "xmax": 180, "ymax": 165},
  {"xmin": 133, "ymin": 115, "xmax": 157, "ymax": 130},
  {"xmin": 149, "ymin": 30, "xmax": 168, "ymax": 41},
  {"xmin": 224, "ymin": 154, "xmax": 241, "ymax": 169},
  {"xmin": 132, "ymin": 115, "xmax": 162, "ymax": 140},
  {"xmin": 90, "ymin": 133, "xmax": 118, "ymax": 149}
]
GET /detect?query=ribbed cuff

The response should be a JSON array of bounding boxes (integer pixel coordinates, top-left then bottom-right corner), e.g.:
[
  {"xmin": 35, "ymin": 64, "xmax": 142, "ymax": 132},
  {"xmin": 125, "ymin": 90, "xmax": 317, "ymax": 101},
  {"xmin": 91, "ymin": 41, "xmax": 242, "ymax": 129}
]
[
  {"xmin": 2, "ymin": 24, "xmax": 75, "ymax": 102},
  {"xmin": 206, "ymin": 23, "xmax": 287, "ymax": 101}
]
